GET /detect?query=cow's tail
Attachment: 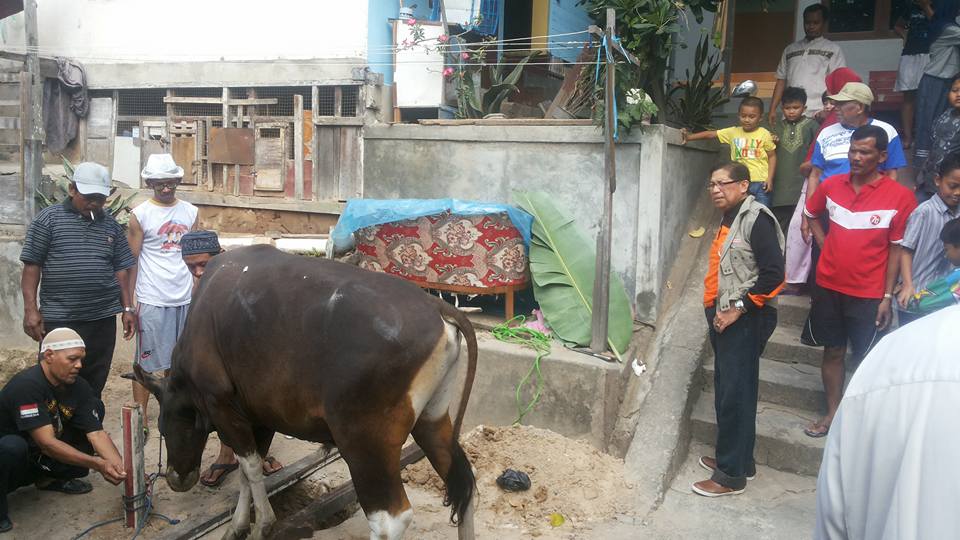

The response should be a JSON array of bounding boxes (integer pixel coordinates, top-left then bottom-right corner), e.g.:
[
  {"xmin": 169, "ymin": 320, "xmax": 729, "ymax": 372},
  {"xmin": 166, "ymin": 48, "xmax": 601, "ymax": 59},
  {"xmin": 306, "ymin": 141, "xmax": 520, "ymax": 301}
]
[{"xmin": 438, "ymin": 299, "xmax": 478, "ymax": 526}]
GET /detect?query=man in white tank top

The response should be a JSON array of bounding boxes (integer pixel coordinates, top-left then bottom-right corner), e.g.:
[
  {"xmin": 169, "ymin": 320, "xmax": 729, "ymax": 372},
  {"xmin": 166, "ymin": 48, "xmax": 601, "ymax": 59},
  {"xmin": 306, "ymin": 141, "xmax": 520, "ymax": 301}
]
[{"xmin": 127, "ymin": 154, "xmax": 198, "ymax": 436}]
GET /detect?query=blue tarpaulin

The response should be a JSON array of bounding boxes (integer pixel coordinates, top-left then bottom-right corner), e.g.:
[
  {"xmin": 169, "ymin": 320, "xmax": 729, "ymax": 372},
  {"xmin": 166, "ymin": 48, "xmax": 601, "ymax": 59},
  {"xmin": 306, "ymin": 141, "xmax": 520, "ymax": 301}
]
[{"xmin": 332, "ymin": 198, "xmax": 534, "ymax": 249}]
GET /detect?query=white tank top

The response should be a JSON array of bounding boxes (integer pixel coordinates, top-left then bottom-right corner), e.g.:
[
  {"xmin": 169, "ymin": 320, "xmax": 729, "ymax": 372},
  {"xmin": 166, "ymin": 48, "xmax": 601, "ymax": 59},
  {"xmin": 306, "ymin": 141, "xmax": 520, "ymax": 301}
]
[{"xmin": 132, "ymin": 199, "xmax": 198, "ymax": 307}]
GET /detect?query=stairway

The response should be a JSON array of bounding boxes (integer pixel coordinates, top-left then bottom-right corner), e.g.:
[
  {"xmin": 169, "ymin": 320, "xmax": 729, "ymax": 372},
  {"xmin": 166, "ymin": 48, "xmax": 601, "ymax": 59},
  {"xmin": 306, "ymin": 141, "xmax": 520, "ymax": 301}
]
[{"xmin": 690, "ymin": 295, "xmax": 828, "ymax": 477}]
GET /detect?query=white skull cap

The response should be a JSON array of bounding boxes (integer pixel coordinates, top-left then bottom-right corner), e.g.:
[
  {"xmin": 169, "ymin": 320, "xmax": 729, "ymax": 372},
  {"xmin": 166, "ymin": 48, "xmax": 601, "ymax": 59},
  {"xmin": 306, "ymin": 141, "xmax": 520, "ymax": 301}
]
[{"xmin": 41, "ymin": 327, "xmax": 85, "ymax": 351}]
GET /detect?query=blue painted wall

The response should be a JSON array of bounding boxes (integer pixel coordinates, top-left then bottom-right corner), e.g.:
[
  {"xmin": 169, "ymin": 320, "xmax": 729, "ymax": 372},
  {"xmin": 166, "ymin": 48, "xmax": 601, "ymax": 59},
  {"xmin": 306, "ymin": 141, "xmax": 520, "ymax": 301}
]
[
  {"xmin": 368, "ymin": 0, "xmax": 400, "ymax": 85},
  {"xmin": 548, "ymin": 0, "xmax": 593, "ymax": 63}
]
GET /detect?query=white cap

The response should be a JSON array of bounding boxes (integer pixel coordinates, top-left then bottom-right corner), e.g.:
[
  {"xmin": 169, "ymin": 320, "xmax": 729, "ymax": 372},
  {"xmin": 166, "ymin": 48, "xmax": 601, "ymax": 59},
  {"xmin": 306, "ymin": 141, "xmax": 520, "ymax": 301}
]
[
  {"xmin": 72, "ymin": 162, "xmax": 111, "ymax": 197},
  {"xmin": 41, "ymin": 327, "xmax": 85, "ymax": 351},
  {"xmin": 141, "ymin": 153, "xmax": 184, "ymax": 180}
]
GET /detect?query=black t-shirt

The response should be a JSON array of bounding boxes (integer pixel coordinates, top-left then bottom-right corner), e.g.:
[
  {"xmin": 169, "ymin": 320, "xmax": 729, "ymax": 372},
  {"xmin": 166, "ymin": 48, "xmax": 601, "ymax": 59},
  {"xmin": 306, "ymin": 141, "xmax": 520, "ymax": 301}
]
[
  {"xmin": 0, "ymin": 365, "xmax": 102, "ymax": 446},
  {"xmin": 902, "ymin": 4, "xmax": 932, "ymax": 55}
]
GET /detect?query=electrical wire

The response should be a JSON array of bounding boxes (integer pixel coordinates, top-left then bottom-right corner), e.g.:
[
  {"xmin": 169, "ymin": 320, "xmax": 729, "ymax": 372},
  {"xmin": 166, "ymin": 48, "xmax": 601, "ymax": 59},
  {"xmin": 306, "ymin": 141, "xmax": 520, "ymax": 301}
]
[{"xmin": 491, "ymin": 315, "xmax": 552, "ymax": 424}]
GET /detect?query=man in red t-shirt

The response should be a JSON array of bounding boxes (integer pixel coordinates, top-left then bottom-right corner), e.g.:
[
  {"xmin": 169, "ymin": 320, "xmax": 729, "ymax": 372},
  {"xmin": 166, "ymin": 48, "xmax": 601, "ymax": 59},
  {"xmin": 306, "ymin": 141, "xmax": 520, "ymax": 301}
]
[{"xmin": 801, "ymin": 125, "xmax": 917, "ymax": 438}]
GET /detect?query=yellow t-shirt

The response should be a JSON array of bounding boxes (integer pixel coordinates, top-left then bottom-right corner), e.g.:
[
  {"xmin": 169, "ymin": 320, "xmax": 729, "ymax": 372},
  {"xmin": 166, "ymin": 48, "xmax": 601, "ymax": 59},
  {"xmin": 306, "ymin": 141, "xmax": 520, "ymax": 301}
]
[{"xmin": 717, "ymin": 126, "xmax": 776, "ymax": 183}]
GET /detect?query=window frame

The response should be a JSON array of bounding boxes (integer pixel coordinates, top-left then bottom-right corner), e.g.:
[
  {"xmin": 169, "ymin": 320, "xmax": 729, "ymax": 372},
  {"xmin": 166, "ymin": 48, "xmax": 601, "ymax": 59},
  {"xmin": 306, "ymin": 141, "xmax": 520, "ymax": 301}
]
[{"xmin": 822, "ymin": 0, "xmax": 900, "ymax": 41}]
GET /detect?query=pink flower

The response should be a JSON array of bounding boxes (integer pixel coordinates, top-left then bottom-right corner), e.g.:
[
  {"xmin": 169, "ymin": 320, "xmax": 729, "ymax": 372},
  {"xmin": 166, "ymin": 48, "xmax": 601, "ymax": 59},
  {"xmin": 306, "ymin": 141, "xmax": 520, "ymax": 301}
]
[
  {"xmin": 406, "ymin": 18, "xmax": 416, "ymax": 25},
  {"xmin": 401, "ymin": 39, "xmax": 410, "ymax": 47},
  {"xmin": 443, "ymin": 66, "xmax": 455, "ymax": 78},
  {"xmin": 461, "ymin": 52, "xmax": 470, "ymax": 60},
  {"xmin": 437, "ymin": 34, "xmax": 449, "ymax": 43}
]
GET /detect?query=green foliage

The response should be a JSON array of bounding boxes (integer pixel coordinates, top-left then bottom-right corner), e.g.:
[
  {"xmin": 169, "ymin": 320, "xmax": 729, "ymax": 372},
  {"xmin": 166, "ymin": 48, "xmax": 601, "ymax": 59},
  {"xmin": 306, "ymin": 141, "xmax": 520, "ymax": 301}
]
[
  {"xmin": 35, "ymin": 157, "xmax": 137, "ymax": 227},
  {"xmin": 667, "ymin": 35, "xmax": 729, "ymax": 130},
  {"xmin": 457, "ymin": 51, "xmax": 532, "ymax": 119},
  {"xmin": 514, "ymin": 191, "xmax": 633, "ymax": 358},
  {"xmin": 579, "ymin": 0, "xmax": 721, "ymax": 130}
]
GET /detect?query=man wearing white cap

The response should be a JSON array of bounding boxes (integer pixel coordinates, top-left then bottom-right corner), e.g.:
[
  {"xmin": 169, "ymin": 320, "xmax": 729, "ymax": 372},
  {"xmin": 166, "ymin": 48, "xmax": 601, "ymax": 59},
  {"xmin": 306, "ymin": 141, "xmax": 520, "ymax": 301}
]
[
  {"xmin": 0, "ymin": 328, "xmax": 125, "ymax": 533},
  {"xmin": 127, "ymin": 154, "xmax": 197, "ymax": 435},
  {"xmin": 20, "ymin": 162, "xmax": 137, "ymax": 399}
]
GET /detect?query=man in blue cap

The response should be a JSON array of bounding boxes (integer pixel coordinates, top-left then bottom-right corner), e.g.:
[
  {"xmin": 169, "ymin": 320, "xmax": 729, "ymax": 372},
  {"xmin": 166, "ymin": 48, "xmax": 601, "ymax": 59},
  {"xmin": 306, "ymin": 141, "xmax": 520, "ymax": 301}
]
[{"xmin": 20, "ymin": 162, "xmax": 137, "ymax": 398}]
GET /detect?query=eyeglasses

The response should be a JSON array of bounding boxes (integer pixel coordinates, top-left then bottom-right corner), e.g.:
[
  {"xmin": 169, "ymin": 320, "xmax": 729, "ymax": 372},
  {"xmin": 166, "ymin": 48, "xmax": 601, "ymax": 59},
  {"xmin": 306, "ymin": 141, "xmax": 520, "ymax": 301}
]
[
  {"xmin": 150, "ymin": 181, "xmax": 179, "ymax": 191},
  {"xmin": 706, "ymin": 179, "xmax": 742, "ymax": 191}
]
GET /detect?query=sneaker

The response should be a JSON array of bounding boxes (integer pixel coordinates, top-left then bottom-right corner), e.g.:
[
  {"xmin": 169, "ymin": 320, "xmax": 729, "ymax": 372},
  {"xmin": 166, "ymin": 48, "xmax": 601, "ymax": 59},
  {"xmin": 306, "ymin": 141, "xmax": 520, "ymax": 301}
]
[
  {"xmin": 691, "ymin": 479, "xmax": 745, "ymax": 497},
  {"xmin": 698, "ymin": 456, "xmax": 756, "ymax": 481},
  {"xmin": 37, "ymin": 478, "xmax": 92, "ymax": 495}
]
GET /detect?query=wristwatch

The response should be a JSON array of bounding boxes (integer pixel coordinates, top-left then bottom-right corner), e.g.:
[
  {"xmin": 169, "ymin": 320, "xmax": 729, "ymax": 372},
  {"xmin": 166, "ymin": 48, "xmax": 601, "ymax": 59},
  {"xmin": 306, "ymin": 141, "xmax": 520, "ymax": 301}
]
[
  {"xmin": 733, "ymin": 299, "xmax": 747, "ymax": 313},
  {"xmin": 122, "ymin": 306, "xmax": 135, "ymax": 313}
]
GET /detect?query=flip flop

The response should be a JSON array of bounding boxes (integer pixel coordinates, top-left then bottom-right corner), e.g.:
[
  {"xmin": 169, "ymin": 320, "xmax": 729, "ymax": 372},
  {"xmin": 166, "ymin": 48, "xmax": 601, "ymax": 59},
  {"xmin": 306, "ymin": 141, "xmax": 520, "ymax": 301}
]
[
  {"xmin": 200, "ymin": 462, "xmax": 239, "ymax": 487},
  {"xmin": 804, "ymin": 424, "xmax": 830, "ymax": 438},
  {"xmin": 262, "ymin": 456, "xmax": 283, "ymax": 476}
]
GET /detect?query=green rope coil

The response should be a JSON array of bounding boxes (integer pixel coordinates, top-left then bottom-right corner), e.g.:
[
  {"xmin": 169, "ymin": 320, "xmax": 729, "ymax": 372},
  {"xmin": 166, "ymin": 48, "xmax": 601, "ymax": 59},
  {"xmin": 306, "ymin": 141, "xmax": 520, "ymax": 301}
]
[{"xmin": 491, "ymin": 315, "xmax": 552, "ymax": 424}]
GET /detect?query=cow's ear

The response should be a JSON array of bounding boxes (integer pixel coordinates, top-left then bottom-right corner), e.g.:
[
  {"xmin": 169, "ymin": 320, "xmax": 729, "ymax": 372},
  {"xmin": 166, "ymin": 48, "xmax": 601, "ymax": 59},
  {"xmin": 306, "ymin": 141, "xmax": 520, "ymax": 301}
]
[{"xmin": 132, "ymin": 363, "xmax": 167, "ymax": 401}]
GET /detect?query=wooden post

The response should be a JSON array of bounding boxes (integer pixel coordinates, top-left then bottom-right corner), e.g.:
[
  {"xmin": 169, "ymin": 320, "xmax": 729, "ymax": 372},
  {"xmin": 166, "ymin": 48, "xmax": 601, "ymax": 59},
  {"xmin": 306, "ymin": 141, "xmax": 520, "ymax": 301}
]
[
  {"xmin": 722, "ymin": 0, "xmax": 735, "ymax": 95},
  {"xmin": 590, "ymin": 8, "xmax": 617, "ymax": 353},
  {"xmin": 121, "ymin": 404, "xmax": 147, "ymax": 530},
  {"xmin": 311, "ymin": 85, "xmax": 320, "ymax": 201},
  {"xmin": 21, "ymin": 0, "xmax": 42, "ymax": 225},
  {"xmin": 293, "ymin": 94, "xmax": 304, "ymax": 200}
]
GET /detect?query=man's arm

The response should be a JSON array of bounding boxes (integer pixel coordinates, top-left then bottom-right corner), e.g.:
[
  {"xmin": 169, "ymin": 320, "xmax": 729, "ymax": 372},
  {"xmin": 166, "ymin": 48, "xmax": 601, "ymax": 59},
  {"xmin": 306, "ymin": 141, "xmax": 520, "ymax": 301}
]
[
  {"xmin": 807, "ymin": 166, "xmax": 823, "ymax": 197},
  {"xmin": 29, "ymin": 425, "xmax": 123, "ymax": 483},
  {"xmin": 769, "ymin": 79, "xmax": 786, "ymax": 126},
  {"xmin": 126, "ymin": 213, "xmax": 144, "ymax": 303},
  {"xmin": 876, "ymin": 243, "xmax": 902, "ymax": 330},
  {"xmin": 20, "ymin": 263, "xmax": 43, "ymax": 341},
  {"xmin": 87, "ymin": 430, "xmax": 125, "ymax": 484},
  {"xmin": 116, "ymin": 268, "xmax": 136, "ymax": 340}
]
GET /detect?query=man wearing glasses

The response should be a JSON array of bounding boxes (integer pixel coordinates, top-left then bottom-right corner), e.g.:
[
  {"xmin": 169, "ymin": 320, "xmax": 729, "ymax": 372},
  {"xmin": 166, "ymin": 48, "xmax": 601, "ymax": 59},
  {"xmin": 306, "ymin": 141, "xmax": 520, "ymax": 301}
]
[
  {"xmin": 127, "ymin": 154, "xmax": 197, "ymax": 436},
  {"xmin": 20, "ymin": 162, "xmax": 137, "ymax": 399}
]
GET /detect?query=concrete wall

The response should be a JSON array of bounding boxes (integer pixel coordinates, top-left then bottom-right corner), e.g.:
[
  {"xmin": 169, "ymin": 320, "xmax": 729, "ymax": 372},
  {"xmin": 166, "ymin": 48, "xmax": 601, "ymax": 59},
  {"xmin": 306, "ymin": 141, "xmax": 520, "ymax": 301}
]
[
  {"xmin": 362, "ymin": 123, "xmax": 717, "ymax": 322},
  {"xmin": 0, "ymin": 229, "xmax": 30, "ymax": 349}
]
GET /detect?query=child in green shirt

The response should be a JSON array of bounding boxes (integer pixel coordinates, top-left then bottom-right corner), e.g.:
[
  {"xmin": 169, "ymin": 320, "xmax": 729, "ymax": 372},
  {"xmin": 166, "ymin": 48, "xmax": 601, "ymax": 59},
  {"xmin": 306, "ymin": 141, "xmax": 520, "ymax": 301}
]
[{"xmin": 771, "ymin": 87, "xmax": 819, "ymax": 233}]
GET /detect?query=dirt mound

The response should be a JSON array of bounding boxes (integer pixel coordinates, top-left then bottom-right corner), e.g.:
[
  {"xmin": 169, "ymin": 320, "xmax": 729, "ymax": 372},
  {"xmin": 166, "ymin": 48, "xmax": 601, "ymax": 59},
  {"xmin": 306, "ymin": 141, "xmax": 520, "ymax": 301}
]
[
  {"xmin": 0, "ymin": 349, "xmax": 37, "ymax": 387},
  {"xmin": 402, "ymin": 424, "xmax": 635, "ymax": 534}
]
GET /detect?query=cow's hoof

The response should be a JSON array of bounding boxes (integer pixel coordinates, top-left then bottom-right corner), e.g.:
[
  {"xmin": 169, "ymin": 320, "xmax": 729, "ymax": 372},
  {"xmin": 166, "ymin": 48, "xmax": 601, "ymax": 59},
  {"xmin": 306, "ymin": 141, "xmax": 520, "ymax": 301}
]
[
  {"xmin": 221, "ymin": 525, "xmax": 249, "ymax": 540},
  {"xmin": 247, "ymin": 524, "xmax": 273, "ymax": 540}
]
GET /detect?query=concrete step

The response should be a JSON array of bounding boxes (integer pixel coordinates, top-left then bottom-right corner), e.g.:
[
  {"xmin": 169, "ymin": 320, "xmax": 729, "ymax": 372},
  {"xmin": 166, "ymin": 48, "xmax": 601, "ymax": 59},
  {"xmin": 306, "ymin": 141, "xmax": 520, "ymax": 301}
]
[
  {"xmin": 703, "ymin": 357, "xmax": 823, "ymax": 412},
  {"xmin": 765, "ymin": 325, "xmax": 821, "ymax": 366},
  {"xmin": 691, "ymin": 392, "xmax": 826, "ymax": 476},
  {"xmin": 776, "ymin": 294, "xmax": 810, "ymax": 328}
]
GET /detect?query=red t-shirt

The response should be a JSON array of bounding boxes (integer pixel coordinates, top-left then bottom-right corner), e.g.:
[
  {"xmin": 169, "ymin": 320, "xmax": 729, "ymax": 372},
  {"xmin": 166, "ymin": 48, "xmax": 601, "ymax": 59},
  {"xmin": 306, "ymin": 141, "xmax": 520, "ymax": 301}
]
[{"xmin": 804, "ymin": 174, "xmax": 917, "ymax": 298}]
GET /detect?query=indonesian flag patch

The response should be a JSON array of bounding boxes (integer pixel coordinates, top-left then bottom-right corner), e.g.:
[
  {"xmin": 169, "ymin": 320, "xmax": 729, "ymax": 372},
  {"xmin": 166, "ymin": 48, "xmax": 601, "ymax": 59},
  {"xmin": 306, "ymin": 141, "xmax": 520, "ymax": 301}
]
[{"xmin": 19, "ymin": 404, "xmax": 39, "ymax": 419}]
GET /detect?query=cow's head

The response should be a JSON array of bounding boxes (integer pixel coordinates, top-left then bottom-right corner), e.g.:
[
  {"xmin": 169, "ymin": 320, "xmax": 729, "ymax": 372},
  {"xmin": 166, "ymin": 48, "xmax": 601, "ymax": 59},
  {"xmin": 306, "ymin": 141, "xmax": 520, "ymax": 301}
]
[{"xmin": 132, "ymin": 364, "xmax": 209, "ymax": 492}]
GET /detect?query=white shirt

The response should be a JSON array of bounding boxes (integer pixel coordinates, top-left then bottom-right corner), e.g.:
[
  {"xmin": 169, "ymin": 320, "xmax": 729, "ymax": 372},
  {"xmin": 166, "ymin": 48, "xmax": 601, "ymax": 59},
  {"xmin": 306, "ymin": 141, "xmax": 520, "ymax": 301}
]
[
  {"xmin": 132, "ymin": 199, "xmax": 198, "ymax": 307},
  {"xmin": 776, "ymin": 37, "xmax": 846, "ymax": 113},
  {"xmin": 815, "ymin": 305, "xmax": 960, "ymax": 540}
]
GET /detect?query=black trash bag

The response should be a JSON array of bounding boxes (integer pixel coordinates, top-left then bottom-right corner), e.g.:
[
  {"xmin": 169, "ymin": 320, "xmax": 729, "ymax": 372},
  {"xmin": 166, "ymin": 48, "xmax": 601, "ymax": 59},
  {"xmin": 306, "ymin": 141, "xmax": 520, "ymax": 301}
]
[{"xmin": 496, "ymin": 469, "xmax": 531, "ymax": 492}]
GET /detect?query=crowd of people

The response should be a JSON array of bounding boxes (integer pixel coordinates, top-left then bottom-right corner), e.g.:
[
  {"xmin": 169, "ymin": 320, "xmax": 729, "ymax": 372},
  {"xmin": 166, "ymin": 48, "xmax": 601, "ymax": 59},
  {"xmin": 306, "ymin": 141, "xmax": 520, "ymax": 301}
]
[
  {"xmin": 0, "ymin": 154, "xmax": 279, "ymax": 533},
  {"xmin": 687, "ymin": 2, "xmax": 960, "ymax": 502}
]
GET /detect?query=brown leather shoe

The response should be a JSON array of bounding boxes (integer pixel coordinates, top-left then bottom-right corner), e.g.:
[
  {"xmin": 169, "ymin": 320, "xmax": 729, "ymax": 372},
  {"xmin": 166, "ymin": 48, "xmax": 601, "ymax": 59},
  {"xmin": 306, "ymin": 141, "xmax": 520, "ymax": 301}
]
[
  {"xmin": 691, "ymin": 478, "xmax": 745, "ymax": 497},
  {"xmin": 698, "ymin": 456, "xmax": 756, "ymax": 481}
]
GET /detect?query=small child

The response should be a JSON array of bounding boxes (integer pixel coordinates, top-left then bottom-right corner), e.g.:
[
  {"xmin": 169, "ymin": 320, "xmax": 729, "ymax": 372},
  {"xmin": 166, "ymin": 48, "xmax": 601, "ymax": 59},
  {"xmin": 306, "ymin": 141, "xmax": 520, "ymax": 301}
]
[
  {"xmin": 771, "ymin": 87, "xmax": 819, "ymax": 233},
  {"xmin": 905, "ymin": 217, "xmax": 960, "ymax": 316},
  {"xmin": 915, "ymin": 74, "xmax": 960, "ymax": 202},
  {"xmin": 898, "ymin": 153, "xmax": 960, "ymax": 324},
  {"xmin": 682, "ymin": 96, "xmax": 777, "ymax": 206}
]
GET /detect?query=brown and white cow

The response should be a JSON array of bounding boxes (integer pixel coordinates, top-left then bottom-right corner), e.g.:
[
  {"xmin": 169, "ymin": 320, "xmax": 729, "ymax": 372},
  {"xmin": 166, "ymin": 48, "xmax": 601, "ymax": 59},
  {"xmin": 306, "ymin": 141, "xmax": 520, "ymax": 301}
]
[{"xmin": 134, "ymin": 245, "xmax": 477, "ymax": 539}]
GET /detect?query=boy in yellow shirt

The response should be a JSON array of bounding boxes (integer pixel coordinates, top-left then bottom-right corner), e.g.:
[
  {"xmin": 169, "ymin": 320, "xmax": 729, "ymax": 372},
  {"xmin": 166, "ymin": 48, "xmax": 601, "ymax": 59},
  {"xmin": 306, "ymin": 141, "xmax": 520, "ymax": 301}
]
[{"xmin": 683, "ymin": 96, "xmax": 777, "ymax": 207}]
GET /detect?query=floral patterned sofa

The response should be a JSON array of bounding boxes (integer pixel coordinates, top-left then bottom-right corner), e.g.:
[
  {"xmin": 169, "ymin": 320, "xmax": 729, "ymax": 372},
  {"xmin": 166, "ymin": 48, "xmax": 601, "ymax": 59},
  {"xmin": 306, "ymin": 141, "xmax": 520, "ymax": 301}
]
[{"xmin": 352, "ymin": 211, "xmax": 529, "ymax": 319}]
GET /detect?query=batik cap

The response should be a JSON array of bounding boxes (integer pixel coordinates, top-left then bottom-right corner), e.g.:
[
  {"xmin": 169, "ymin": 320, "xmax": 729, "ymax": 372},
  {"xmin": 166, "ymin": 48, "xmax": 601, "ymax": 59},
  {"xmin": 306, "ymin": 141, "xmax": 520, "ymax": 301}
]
[{"xmin": 181, "ymin": 230, "xmax": 221, "ymax": 256}]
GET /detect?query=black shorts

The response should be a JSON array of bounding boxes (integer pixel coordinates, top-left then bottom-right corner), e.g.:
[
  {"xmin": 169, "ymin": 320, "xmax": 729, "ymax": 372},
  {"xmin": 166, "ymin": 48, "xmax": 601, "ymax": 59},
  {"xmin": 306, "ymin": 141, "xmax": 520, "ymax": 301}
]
[{"xmin": 801, "ymin": 285, "xmax": 882, "ymax": 360}]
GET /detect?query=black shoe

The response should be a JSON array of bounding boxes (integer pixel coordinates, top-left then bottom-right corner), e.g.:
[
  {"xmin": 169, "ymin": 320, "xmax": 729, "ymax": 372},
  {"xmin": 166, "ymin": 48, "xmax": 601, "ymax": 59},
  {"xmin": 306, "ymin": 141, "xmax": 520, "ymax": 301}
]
[
  {"xmin": 0, "ymin": 516, "xmax": 12, "ymax": 533},
  {"xmin": 37, "ymin": 478, "xmax": 92, "ymax": 494}
]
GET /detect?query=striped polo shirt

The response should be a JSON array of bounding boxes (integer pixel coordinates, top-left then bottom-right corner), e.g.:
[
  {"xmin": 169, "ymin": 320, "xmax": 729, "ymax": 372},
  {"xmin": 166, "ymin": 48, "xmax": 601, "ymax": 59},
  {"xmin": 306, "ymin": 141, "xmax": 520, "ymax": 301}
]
[
  {"xmin": 804, "ymin": 174, "xmax": 917, "ymax": 299},
  {"xmin": 20, "ymin": 198, "xmax": 136, "ymax": 322}
]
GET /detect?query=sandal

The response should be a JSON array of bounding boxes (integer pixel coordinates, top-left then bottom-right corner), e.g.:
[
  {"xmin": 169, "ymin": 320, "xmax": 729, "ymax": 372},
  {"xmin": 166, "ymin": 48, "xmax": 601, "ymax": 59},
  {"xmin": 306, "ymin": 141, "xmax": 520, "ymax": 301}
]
[
  {"xmin": 38, "ymin": 478, "xmax": 92, "ymax": 495},
  {"xmin": 199, "ymin": 462, "xmax": 239, "ymax": 487},
  {"xmin": 804, "ymin": 422, "xmax": 830, "ymax": 438},
  {"xmin": 262, "ymin": 456, "xmax": 283, "ymax": 476}
]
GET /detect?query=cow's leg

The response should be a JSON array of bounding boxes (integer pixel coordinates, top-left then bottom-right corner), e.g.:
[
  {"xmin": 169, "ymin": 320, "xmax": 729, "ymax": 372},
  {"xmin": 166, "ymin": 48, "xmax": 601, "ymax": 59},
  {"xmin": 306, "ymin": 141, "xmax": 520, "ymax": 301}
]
[
  {"xmin": 236, "ymin": 452, "xmax": 276, "ymax": 540},
  {"xmin": 411, "ymin": 415, "xmax": 476, "ymax": 540},
  {"xmin": 337, "ymin": 429, "xmax": 413, "ymax": 540},
  {"xmin": 221, "ymin": 473, "xmax": 252, "ymax": 540}
]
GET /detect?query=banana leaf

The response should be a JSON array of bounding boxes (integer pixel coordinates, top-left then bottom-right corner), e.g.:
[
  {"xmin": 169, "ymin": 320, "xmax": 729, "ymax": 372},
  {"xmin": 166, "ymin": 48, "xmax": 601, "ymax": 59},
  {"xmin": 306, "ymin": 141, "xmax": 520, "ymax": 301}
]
[{"xmin": 515, "ymin": 191, "xmax": 633, "ymax": 357}]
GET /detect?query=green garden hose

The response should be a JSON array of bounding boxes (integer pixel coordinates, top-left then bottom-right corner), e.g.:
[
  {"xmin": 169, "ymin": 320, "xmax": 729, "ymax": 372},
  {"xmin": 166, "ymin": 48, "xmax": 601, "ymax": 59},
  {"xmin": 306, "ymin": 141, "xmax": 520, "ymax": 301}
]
[{"xmin": 491, "ymin": 315, "xmax": 552, "ymax": 424}]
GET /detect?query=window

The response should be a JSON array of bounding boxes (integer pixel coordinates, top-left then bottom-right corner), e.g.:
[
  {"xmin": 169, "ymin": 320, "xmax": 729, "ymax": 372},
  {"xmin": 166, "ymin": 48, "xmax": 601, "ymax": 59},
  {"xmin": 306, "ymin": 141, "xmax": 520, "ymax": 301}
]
[{"xmin": 825, "ymin": 0, "xmax": 910, "ymax": 39}]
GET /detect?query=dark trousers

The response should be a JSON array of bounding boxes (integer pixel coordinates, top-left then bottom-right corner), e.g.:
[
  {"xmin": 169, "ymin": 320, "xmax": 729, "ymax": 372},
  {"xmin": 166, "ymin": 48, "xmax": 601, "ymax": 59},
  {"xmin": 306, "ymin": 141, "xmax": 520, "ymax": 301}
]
[
  {"xmin": 43, "ymin": 316, "xmax": 116, "ymax": 397},
  {"xmin": 705, "ymin": 305, "xmax": 777, "ymax": 489},
  {"xmin": 0, "ymin": 431, "xmax": 91, "ymax": 519}
]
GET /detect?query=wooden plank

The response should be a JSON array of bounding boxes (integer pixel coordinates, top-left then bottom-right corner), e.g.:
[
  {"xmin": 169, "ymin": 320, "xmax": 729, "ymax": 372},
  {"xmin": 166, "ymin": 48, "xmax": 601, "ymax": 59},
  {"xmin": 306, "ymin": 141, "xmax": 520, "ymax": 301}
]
[
  {"xmin": 155, "ymin": 449, "xmax": 344, "ymax": 540},
  {"xmin": 293, "ymin": 94, "xmax": 304, "ymax": 200},
  {"xmin": 337, "ymin": 126, "xmax": 361, "ymax": 200},
  {"xmin": 207, "ymin": 127, "xmax": 255, "ymax": 165},
  {"xmin": 334, "ymin": 86, "xmax": 342, "ymax": 117},
  {"xmin": 312, "ymin": 116, "xmax": 364, "ymax": 126},
  {"xmin": 416, "ymin": 118, "xmax": 593, "ymax": 126},
  {"xmin": 544, "ymin": 44, "xmax": 593, "ymax": 119},
  {"xmin": 170, "ymin": 121, "xmax": 198, "ymax": 184},
  {"xmin": 0, "ymin": 50, "xmax": 58, "ymax": 78},
  {"xmin": 162, "ymin": 96, "xmax": 278, "ymax": 105},
  {"xmin": 311, "ymin": 85, "xmax": 320, "ymax": 202},
  {"xmin": 178, "ymin": 190, "xmax": 344, "ymax": 214},
  {"xmin": 314, "ymin": 126, "xmax": 338, "ymax": 201},
  {"xmin": 262, "ymin": 444, "xmax": 425, "ymax": 540}
]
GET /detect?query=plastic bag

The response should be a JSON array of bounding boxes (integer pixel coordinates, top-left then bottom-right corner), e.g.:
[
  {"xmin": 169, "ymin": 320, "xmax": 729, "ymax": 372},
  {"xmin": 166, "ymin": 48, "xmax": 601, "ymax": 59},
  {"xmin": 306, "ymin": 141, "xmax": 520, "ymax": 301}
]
[{"xmin": 496, "ymin": 469, "xmax": 531, "ymax": 492}]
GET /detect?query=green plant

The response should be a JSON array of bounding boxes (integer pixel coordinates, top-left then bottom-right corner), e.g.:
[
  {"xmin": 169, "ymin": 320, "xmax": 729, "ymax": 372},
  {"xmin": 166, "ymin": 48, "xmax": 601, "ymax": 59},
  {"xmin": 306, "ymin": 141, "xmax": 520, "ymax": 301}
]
[
  {"xmin": 456, "ymin": 49, "xmax": 532, "ymax": 118},
  {"xmin": 35, "ymin": 157, "xmax": 138, "ymax": 227},
  {"xmin": 666, "ymin": 35, "xmax": 728, "ymax": 131},
  {"xmin": 514, "ymin": 190, "xmax": 633, "ymax": 359}
]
